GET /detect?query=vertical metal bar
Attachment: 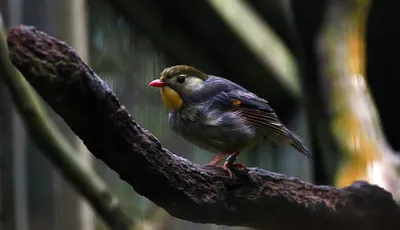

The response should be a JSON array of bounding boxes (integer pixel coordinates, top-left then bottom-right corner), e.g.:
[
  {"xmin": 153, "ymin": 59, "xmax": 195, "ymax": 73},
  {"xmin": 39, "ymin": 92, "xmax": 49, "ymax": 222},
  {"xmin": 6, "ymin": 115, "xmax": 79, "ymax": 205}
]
[
  {"xmin": 11, "ymin": 111, "xmax": 28, "ymax": 230},
  {"xmin": 21, "ymin": 0, "xmax": 55, "ymax": 229},
  {"xmin": 0, "ymin": 73, "xmax": 16, "ymax": 230},
  {"xmin": 7, "ymin": 1, "xmax": 29, "ymax": 230},
  {"xmin": 53, "ymin": 0, "xmax": 93, "ymax": 229}
]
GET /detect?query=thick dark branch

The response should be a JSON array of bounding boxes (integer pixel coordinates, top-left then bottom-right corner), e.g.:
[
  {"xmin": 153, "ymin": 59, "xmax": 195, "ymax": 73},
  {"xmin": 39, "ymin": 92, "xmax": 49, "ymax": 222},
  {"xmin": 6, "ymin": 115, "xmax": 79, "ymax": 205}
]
[
  {"xmin": 6, "ymin": 25, "xmax": 400, "ymax": 230},
  {"xmin": 0, "ymin": 19, "xmax": 134, "ymax": 230}
]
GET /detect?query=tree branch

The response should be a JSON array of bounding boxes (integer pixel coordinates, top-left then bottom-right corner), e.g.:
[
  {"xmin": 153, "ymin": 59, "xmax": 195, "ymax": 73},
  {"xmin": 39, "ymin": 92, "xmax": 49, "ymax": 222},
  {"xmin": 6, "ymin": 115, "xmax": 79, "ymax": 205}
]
[
  {"xmin": 6, "ymin": 25, "xmax": 400, "ymax": 230},
  {"xmin": 0, "ymin": 18, "xmax": 134, "ymax": 230}
]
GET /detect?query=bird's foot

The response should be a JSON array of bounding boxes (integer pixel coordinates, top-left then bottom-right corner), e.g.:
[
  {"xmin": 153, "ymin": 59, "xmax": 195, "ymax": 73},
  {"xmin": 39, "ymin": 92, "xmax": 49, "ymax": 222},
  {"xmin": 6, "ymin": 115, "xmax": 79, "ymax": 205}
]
[
  {"xmin": 231, "ymin": 163, "xmax": 248, "ymax": 171},
  {"xmin": 217, "ymin": 162, "xmax": 248, "ymax": 179},
  {"xmin": 207, "ymin": 151, "xmax": 247, "ymax": 178}
]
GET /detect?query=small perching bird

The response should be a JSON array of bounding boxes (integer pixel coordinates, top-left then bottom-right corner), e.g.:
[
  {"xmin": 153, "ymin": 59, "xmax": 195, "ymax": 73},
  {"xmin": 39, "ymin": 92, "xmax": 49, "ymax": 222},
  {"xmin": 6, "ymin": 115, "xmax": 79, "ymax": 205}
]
[{"xmin": 149, "ymin": 65, "xmax": 312, "ymax": 178}]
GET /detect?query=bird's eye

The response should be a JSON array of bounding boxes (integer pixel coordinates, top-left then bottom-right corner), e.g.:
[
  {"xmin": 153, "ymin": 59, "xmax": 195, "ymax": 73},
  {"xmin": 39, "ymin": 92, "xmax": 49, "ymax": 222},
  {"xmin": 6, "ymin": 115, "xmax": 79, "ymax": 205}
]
[{"xmin": 177, "ymin": 75, "xmax": 185, "ymax": 84}]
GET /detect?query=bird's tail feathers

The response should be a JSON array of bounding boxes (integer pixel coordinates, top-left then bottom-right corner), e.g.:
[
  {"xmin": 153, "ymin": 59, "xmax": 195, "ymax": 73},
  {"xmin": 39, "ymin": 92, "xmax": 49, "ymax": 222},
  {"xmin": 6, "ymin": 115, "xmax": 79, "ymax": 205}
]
[{"xmin": 287, "ymin": 131, "xmax": 313, "ymax": 160}]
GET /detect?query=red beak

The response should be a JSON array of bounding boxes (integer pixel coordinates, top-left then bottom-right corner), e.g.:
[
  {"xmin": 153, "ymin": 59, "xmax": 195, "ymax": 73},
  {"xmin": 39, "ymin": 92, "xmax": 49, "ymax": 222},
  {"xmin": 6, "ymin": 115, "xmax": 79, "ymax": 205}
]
[{"xmin": 149, "ymin": 79, "xmax": 164, "ymax": 88}]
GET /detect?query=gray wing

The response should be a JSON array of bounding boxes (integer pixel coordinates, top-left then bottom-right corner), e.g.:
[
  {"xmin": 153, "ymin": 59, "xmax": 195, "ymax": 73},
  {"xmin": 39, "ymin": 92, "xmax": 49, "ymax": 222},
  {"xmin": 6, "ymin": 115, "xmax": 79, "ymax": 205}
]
[{"xmin": 187, "ymin": 76, "xmax": 249, "ymax": 103}]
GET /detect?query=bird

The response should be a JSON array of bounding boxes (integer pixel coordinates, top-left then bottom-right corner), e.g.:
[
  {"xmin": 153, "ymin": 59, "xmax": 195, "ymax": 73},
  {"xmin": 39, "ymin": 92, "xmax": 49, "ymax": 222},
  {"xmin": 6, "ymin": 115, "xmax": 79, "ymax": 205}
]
[{"xmin": 149, "ymin": 65, "xmax": 312, "ymax": 178}]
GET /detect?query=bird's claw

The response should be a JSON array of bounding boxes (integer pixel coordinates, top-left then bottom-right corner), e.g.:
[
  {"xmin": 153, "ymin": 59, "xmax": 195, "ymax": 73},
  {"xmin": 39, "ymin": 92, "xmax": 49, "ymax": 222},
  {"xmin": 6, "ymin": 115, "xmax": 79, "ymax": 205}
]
[
  {"xmin": 207, "ymin": 151, "xmax": 247, "ymax": 179},
  {"xmin": 216, "ymin": 162, "xmax": 248, "ymax": 179},
  {"xmin": 231, "ymin": 163, "xmax": 248, "ymax": 171},
  {"xmin": 215, "ymin": 165, "xmax": 233, "ymax": 178}
]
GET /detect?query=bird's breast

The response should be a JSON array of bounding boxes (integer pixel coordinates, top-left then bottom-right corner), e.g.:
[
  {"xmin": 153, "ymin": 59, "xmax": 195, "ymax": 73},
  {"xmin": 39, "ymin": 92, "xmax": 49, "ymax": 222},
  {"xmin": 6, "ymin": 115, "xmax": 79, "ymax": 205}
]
[
  {"xmin": 168, "ymin": 105, "xmax": 258, "ymax": 153},
  {"xmin": 160, "ymin": 86, "xmax": 183, "ymax": 111}
]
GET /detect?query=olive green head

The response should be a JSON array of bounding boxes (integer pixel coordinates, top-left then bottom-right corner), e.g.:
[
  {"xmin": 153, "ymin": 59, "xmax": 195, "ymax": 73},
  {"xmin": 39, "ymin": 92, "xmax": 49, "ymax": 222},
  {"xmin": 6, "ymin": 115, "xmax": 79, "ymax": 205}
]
[{"xmin": 149, "ymin": 65, "xmax": 208, "ymax": 111}]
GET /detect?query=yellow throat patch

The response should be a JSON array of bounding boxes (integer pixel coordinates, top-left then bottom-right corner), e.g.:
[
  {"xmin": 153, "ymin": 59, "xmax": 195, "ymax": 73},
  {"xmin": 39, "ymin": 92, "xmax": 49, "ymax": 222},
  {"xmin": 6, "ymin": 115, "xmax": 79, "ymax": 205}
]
[{"xmin": 160, "ymin": 86, "xmax": 183, "ymax": 111}]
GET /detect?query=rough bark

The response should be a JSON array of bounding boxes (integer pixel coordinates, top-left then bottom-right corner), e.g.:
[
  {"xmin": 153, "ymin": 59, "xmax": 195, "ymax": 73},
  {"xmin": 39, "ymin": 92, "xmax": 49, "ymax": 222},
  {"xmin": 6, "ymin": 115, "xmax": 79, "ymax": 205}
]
[
  {"xmin": 0, "ymin": 20, "xmax": 133, "ymax": 230},
  {"xmin": 6, "ymin": 25, "xmax": 400, "ymax": 230}
]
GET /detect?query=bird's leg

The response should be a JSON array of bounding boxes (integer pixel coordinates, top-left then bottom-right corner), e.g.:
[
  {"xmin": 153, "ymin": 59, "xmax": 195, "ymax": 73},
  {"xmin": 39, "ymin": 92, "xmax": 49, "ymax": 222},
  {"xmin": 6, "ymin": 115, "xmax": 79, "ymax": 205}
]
[
  {"xmin": 207, "ymin": 153, "xmax": 230, "ymax": 166},
  {"xmin": 226, "ymin": 151, "xmax": 247, "ymax": 169},
  {"xmin": 221, "ymin": 151, "xmax": 248, "ymax": 178}
]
